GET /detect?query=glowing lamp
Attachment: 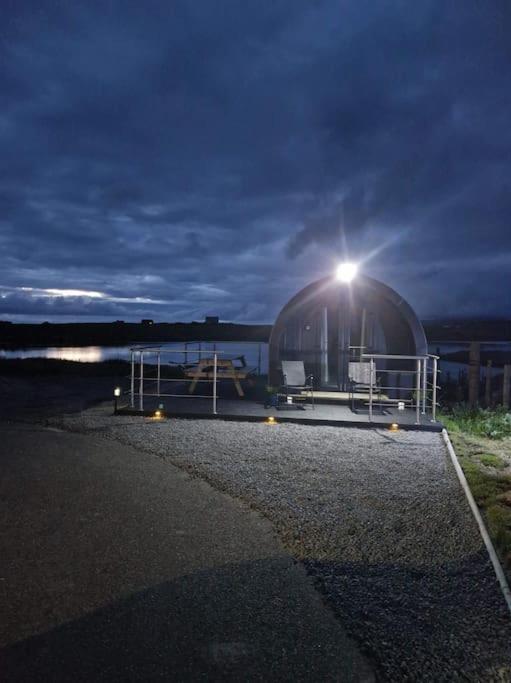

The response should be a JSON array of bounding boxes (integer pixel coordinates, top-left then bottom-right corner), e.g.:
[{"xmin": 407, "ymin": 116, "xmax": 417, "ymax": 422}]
[
  {"xmin": 389, "ymin": 423, "xmax": 399, "ymax": 432},
  {"xmin": 266, "ymin": 416, "xmax": 277, "ymax": 425},
  {"xmin": 154, "ymin": 410, "xmax": 162, "ymax": 419},
  {"xmin": 336, "ymin": 262, "xmax": 358, "ymax": 283},
  {"xmin": 113, "ymin": 386, "xmax": 122, "ymax": 415}
]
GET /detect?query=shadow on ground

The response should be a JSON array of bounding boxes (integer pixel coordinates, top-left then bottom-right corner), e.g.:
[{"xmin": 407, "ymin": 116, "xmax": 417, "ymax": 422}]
[
  {"xmin": 305, "ymin": 552, "xmax": 511, "ymax": 681},
  {"xmin": 0, "ymin": 559, "xmax": 371, "ymax": 683}
]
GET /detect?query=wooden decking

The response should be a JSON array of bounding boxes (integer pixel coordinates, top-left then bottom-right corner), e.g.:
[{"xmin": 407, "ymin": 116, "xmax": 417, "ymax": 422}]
[{"xmin": 118, "ymin": 394, "xmax": 442, "ymax": 432}]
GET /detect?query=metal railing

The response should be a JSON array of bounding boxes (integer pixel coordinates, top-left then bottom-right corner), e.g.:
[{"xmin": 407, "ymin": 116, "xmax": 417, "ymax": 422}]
[
  {"xmin": 120, "ymin": 345, "xmax": 439, "ymax": 423},
  {"xmin": 126, "ymin": 345, "xmax": 223, "ymax": 414},
  {"xmin": 361, "ymin": 353, "xmax": 440, "ymax": 423}
]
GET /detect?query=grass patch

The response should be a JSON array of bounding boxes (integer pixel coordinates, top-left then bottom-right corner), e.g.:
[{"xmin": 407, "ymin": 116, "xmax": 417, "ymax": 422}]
[
  {"xmin": 446, "ymin": 407, "xmax": 511, "ymax": 574},
  {"xmin": 486, "ymin": 505, "xmax": 511, "ymax": 563},
  {"xmin": 441, "ymin": 405, "xmax": 511, "ymax": 440},
  {"xmin": 458, "ymin": 456, "xmax": 511, "ymax": 569},
  {"xmin": 478, "ymin": 453, "xmax": 507, "ymax": 470},
  {"xmin": 458, "ymin": 457, "xmax": 510, "ymax": 506}
]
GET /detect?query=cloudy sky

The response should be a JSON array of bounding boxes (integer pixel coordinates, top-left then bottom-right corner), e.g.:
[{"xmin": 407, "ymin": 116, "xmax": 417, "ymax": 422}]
[{"xmin": 1, "ymin": 1, "xmax": 510, "ymax": 323}]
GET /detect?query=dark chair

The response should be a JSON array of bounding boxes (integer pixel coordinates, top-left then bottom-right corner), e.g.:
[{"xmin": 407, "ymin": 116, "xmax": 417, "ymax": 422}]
[{"xmin": 278, "ymin": 361, "xmax": 314, "ymax": 410}]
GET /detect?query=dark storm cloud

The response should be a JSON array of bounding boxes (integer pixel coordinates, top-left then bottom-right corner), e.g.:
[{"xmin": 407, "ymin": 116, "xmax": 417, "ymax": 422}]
[{"xmin": 0, "ymin": 0, "xmax": 510, "ymax": 322}]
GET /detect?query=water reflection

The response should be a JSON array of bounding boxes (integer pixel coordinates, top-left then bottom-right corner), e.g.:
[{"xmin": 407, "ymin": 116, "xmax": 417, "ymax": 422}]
[
  {"xmin": 0, "ymin": 346, "xmax": 128, "ymax": 362},
  {"xmin": 45, "ymin": 346, "xmax": 104, "ymax": 362},
  {"xmin": 0, "ymin": 342, "xmax": 270, "ymax": 369},
  {"xmin": 1, "ymin": 341, "xmax": 510, "ymax": 375}
]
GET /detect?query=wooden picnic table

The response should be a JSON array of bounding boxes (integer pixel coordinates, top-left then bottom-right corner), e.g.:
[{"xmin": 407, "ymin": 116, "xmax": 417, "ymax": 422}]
[{"xmin": 185, "ymin": 358, "xmax": 251, "ymax": 397}]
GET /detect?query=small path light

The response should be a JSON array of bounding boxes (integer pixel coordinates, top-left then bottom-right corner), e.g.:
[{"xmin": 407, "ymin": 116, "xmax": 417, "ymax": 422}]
[
  {"xmin": 265, "ymin": 416, "xmax": 277, "ymax": 425},
  {"xmin": 336, "ymin": 262, "xmax": 358, "ymax": 283},
  {"xmin": 113, "ymin": 387, "xmax": 121, "ymax": 414},
  {"xmin": 154, "ymin": 409, "xmax": 162, "ymax": 419},
  {"xmin": 389, "ymin": 422, "xmax": 399, "ymax": 432}
]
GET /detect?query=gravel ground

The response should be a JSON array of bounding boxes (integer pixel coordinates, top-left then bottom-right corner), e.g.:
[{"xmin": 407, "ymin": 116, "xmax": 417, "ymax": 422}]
[{"xmin": 56, "ymin": 405, "xmax": 511, "ymax": 681}]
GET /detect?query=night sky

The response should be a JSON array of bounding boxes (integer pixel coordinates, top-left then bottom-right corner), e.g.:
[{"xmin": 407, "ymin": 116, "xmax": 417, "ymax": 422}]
[{"xmin": 1, "ymin": 1, "xmax": 510, "ymax": 323}]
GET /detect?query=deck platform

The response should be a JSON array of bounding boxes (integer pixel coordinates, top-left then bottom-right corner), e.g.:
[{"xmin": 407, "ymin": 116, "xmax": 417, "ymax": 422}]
[{"xmin": 117, "ymin": 392, "xmax": 442, "ymax": 432}]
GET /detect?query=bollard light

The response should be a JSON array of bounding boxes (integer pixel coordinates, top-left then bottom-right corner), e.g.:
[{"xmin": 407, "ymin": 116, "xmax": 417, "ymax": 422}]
[
  {"xmin": 266, "ymin": 416, "xmax": 277, "ymax": 425},
  {"xmin": 113, "ymin": 387, "xmax": 121, "ymax": 415},
  {"xmin": 154, "ymin": 410, "xmax": 162, "ymax": 419},
  {"xmin": 389, "ymin": 423, "xmax": 399, "ymax": 432}
]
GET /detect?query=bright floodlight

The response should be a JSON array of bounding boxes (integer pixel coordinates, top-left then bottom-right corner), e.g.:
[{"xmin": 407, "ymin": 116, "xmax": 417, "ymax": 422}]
[{"xmin": 336, "ymin": 262, "xmax": 358, "ymax": 283}]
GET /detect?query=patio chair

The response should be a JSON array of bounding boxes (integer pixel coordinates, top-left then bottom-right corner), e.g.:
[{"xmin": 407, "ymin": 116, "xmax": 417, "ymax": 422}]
[
  {"xmin": 278, "ymin": 360, "xmax": 314, "ymax": 410},
  {"xmin": 348, "ymin": 361, "xmax": 382, "ymax": 413}
]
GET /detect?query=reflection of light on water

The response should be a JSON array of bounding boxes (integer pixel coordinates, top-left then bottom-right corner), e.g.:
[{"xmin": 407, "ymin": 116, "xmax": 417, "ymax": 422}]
[
  {"xmin": 45, "ymin": 347, "xmax": 103, "ymax": 362},
  {"xmin": 0, "ymin": 342, "xmax": 271, "ymax": 368},
  {"xmin": 0, "ymin": 346, "xmax": 127, "ymax": 362}
]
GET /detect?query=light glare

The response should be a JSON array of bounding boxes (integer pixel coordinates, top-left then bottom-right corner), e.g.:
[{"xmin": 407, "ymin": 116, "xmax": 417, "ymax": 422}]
[{"xmin": 336, "ymin": 262, "xmax": 358, "ymax": 283}]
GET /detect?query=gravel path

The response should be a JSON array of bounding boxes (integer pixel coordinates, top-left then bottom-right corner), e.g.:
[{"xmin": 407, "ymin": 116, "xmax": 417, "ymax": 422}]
[{"xmin": 58, "ymin": 406, "xmax": 511, "ymax": 681}]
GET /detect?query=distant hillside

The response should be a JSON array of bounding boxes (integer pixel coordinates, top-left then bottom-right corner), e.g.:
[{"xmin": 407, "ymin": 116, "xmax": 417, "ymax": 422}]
[
  {"xmin": 1, "ymin": 317, "xmax": 509, "ymax": 349},
  {"xmin": 0, "ymin": 321, "xmax": 272, "ymax": 349},
  {"xmin": 423, "ymin": 318, "xmax": 511, "ymax": 342}
]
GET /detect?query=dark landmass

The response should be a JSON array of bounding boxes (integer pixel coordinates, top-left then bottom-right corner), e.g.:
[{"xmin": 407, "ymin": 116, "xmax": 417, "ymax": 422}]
[
  {"xmin": 0, "ymin": 358, "xmax": 131, "ymax": 377},
  {"xmin": 0, "ymin": 320, "xmax": 272, "ymax": 349},
  {"xmin": 0, "ymin": 358, "xmax": 187, "ymax": 379},
  {"xmin": 0, "ymin": 359, "xmax": 132, "ymax": 420},
  {"xmin": 0, "ymin": 317, "xmax": 509, "ymax": 351},
  {"xmin": 441, "ymin": 350, "xmax": 511, "ymax": 368},
  {"xmin": 423, "ymin": 318, "xmax": 511, "ymax": 343}
]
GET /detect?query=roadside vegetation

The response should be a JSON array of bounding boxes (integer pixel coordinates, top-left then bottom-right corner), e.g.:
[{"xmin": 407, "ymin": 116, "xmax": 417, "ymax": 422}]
[{"xmin": 442, "ymin": 405, "xmax": 511, "ymax": 575}]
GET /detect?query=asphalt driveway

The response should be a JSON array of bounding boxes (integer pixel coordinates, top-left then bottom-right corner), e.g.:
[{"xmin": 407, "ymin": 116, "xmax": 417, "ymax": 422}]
[{"xmin": 0, "ymin": 423, "xmax": 371, "ymax": 682}]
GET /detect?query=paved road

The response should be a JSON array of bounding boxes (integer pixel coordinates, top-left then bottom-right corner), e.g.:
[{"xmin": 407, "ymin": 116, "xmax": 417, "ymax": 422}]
[{"xmin": 0, "ymin": 422, "xmax": 372, "ymax": 681}]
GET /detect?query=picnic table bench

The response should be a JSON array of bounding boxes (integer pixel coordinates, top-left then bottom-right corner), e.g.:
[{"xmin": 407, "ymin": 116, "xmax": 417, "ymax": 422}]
[{"xmin": 185, "ymin": 358, "xmax": 252, "ymax": 397}]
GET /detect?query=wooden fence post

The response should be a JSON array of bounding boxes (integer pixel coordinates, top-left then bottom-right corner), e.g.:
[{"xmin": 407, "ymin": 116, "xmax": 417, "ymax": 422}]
[
  {"xmin": 503, "ymin": 364, "xmax": 511, "ymax": 410},
  {"xmin": 468, "ymin": 342, "xmax": 480, "ymax": 408},
  {"xmin": 485, "ymin": 360, "xmax": 492, "ymax": 408}
]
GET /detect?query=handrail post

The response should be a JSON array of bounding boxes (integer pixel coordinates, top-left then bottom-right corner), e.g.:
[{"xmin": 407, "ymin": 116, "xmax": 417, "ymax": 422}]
[
  {"xmin": 213, "ymin": 352, "xmax": 217, "ymax": 415},
  {"xmin": 130, "ymin": 350, "xmax": 135, "ymax": 408},
  {"xmin": 432, "ymin": 357, "xmax": 438, "ymax": 422},
  {"xmin": 422, "ymin": 357, "xmax": 427, "ymax": 414},
  {"xmin": 139, "ymin": 351, "xmax": 144, "ymax": 411},
  {"xmin": 258, "ymin": 342, "xmax": 262, "ymax": 376},
  {"xmin": 415, "ymin": 359, "xmax": 421, "ymax": 424},
  {"xmin": 157, "ymin": 350, "xmax": 161, "ymax": 397},
  {"xmin": 368, "ymin": 357, "xmax": 374, "ymax": 422}
]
